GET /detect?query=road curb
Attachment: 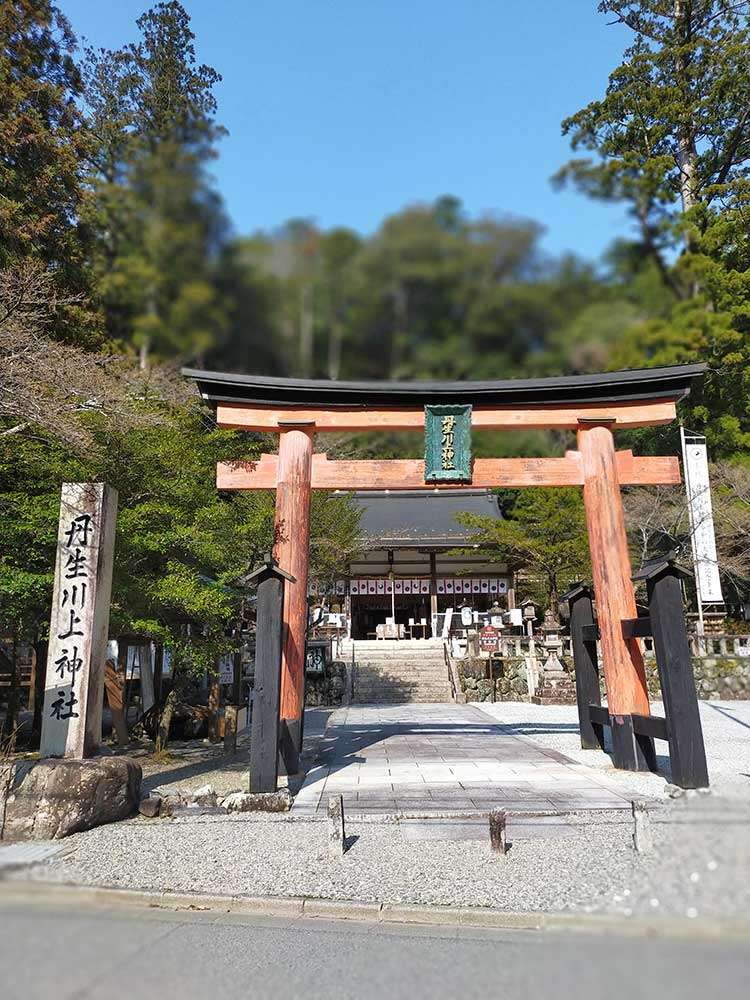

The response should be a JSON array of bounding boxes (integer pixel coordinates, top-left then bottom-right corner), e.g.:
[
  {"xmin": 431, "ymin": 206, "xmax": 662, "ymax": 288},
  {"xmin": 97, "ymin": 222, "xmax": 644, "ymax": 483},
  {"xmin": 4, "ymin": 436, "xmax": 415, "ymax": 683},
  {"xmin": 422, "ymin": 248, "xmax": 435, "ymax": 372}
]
[{"xmin": 2, "ymin": 880, "xmax": 750, "ymax": 940}]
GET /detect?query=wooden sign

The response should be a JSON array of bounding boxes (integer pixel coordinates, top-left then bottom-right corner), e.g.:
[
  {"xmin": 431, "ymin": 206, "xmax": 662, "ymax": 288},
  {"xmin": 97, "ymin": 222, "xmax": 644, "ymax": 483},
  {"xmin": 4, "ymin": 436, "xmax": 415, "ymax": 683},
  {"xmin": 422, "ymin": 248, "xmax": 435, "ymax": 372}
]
[
  {"xmin": 480, "ymin": 625, "xmax": 500, "ymax": 652},
  {"xmin": 41, "ymin": 483, "xmax": 117, "ymax": 758},
  {"xmin": 424, "ymin": 404, "xmax": 472, "ymax": 482}
]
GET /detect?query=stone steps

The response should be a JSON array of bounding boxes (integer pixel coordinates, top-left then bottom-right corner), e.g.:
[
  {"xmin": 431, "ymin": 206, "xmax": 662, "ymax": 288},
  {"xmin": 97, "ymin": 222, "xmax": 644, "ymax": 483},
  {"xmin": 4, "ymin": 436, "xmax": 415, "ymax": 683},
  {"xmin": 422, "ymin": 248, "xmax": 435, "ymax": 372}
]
[{"xmin": 349, "ymin": 639, "xmax": 453, "ymax": 704}]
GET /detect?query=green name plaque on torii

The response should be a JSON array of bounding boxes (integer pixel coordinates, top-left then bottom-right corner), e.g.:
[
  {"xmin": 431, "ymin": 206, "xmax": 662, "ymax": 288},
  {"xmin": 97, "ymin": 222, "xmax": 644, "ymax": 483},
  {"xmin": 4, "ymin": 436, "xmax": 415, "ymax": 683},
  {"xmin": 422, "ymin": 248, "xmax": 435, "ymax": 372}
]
[{"xmin": 424, "ymin": 404, "xmax": 472, "ymax": 482}]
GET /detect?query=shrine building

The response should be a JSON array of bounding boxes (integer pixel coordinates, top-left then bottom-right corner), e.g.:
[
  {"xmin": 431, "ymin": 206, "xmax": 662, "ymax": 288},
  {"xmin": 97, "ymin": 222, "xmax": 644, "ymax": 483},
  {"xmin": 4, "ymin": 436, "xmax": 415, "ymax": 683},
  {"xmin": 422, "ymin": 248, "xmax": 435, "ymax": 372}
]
[{"xmin": 321, "ymin": 489, "xmax": 511, "ymax": 640}]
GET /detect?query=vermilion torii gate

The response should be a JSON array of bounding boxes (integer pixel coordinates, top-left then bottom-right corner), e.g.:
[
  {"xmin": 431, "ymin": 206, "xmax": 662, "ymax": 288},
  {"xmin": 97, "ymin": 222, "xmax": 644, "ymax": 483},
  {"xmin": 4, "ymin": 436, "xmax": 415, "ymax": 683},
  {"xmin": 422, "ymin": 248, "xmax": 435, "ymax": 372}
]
[{"xmin": 185, "ymin": 362, "xmax": 705, "ymax": 774}]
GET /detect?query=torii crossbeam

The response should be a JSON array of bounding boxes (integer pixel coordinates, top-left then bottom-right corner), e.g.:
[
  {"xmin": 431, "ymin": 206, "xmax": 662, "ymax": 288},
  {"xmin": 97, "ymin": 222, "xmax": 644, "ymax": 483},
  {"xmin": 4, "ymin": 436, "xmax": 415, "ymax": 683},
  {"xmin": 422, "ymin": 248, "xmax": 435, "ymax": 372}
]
[{"xmin": 184, "ymin": 362, "xmax": 705, "ymax": 774}]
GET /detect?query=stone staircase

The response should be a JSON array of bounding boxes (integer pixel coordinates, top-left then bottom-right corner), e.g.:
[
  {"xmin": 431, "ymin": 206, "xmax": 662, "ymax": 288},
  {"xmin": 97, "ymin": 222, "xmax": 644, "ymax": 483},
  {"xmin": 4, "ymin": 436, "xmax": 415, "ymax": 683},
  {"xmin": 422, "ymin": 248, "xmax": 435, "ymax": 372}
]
[{"xmin": 341, "ymin": 639, "xmax": 454, "ymax": 704}]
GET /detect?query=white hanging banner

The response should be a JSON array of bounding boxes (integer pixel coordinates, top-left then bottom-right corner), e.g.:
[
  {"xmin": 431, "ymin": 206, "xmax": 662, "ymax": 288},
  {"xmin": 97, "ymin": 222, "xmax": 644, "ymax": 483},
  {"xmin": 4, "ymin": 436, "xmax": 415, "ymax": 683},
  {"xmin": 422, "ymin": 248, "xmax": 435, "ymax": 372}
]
[{"xmin": 683, "ymin": 436, "xmax": 724, "ymax": 604}]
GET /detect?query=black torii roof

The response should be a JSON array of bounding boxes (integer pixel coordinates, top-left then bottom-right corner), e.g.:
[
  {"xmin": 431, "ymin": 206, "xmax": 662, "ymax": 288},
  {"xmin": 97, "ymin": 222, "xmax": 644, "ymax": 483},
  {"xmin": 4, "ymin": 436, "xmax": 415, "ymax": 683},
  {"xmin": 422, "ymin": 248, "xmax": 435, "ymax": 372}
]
[
  {"xmin": 355, "ymin": 489, "xmax": 502, "ymax": 548},
  {"xmin": 183, "ymin": 363, "xmax": 705, "ymax": 408}
]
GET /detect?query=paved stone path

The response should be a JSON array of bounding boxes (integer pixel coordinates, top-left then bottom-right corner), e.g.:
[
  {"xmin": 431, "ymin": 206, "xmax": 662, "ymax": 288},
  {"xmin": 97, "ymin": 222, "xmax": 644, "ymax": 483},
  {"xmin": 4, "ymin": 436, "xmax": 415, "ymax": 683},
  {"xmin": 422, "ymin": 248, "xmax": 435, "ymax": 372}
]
[{"xmin": 292, "ymin": 703, "xmax": 640, "ymax": 817}]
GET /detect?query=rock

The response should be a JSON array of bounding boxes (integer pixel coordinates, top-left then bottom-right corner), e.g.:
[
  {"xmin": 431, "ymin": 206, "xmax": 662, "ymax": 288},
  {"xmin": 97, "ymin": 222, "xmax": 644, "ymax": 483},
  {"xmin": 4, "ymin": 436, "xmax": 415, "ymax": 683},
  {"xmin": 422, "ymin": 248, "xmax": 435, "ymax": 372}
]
[
  {"xmin": 190, "ymin": 784, "xmax": 217, "ymax": 807},
  {"xmin": 159, "ymin": 793, "xmax": 187, "ymax": 817},
  {"xmin": 138, "ymin": 796, "xmax": 162, "ymax": 818},
  {"xmin": 1, "ymin": 757, "xmax": 141, "ymax": 841},
  {"xmin": 220, "ymin": 789, "xmax": 293, "ymax": 813}
]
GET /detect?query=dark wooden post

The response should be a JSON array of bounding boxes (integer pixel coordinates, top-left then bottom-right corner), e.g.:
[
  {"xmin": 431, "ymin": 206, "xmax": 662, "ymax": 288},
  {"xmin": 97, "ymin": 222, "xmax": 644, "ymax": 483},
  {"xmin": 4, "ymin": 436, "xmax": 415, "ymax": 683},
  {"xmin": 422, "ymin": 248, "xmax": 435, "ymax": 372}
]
[
  {"xmin": 153, "ymin": 642, "xmax": 164, "ymax": 707},
  {"xmin": 245, "ymin": 557, "xmax": 296, "ymax": 794},
  {"xmin": 633, "ymin": 556, "xmax": 709, "ymax": 789},
  {"xmin": 561, "ymin": 583, "xmax": 604, "ymax": 750}
]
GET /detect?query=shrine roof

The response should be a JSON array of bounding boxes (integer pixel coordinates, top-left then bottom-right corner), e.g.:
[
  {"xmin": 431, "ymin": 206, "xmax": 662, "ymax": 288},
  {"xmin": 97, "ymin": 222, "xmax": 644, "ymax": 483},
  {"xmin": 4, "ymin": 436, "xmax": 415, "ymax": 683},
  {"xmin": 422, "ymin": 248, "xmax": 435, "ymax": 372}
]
[
  {"xmin": 183, "ymin": 363, "xmax": 705, "ymax": 408},
  {"xmin": 355, "ymin": 489, "xmax": 501, "ymax": 548}
]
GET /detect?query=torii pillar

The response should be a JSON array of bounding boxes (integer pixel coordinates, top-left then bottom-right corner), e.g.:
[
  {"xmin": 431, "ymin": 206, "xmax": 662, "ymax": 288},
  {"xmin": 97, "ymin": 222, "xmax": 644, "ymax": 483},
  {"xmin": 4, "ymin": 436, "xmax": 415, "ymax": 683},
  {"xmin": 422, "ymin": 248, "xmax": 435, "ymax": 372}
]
[
  {"xmin": 578, "ymin": 418, "xmax": 653, "ymax": 769},
  {"xmin": 273, "ymin": 422, "xmax": 314, "ymax": 774}
]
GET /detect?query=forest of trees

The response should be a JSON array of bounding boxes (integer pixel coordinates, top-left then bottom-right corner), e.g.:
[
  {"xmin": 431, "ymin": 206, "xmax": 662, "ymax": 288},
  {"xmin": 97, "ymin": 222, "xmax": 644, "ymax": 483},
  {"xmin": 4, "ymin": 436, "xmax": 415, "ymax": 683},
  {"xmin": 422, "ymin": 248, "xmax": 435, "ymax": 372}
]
[{"xmin": 1, "ymin": 1, "xmax": 749, "ymax": 695}]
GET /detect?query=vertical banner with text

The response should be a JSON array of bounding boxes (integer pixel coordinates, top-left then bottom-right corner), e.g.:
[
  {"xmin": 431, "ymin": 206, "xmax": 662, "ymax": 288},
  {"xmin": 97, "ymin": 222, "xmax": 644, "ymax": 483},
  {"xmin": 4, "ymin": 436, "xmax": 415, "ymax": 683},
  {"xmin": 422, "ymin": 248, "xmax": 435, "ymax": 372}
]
[
  {"xmin": 682, "ymin": 436, "xmax": 724, "ymax": 605},
  {"xmin": 41, "ymin": 483, "xmax": 118, "ymax": 758}
]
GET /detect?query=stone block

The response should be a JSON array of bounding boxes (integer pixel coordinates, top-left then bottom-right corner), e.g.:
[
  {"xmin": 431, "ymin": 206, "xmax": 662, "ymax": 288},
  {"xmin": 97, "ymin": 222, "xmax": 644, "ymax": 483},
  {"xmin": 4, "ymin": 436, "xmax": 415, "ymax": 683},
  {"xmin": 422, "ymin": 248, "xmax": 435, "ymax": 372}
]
[
  {"xmin": 1, "ymin": 757, "xmax": 141, "ymax": 841},
  {"xmin": 220, "ymin": 789, "xmax": 293, "ymax": 813}
]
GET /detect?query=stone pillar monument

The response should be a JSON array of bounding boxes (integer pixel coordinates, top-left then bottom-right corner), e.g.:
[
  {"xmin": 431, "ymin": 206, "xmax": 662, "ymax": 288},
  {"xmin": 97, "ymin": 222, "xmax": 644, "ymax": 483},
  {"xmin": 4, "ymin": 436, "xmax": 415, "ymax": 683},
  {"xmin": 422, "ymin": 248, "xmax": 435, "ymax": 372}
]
[{"xmin": 40, "ymin": 483, "xmax": 118, "ymax": 758}]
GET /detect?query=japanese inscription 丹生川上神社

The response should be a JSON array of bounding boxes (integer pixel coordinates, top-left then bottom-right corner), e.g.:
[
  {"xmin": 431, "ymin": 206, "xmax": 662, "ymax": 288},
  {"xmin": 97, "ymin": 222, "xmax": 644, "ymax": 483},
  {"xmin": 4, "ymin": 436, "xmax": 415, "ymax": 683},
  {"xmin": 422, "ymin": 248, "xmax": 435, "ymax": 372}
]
[
  {"xmin": 41, "ymin": 483, "xmax": 117, "ymax": 758},
  {"xmin": 48, "ymin": 511, "xmax": 93, "ymax": 722},
  {"xmin": 441, "ymin": 414, "xmax": 456, "ymax": 470},
  {"xmin": 424, "ymin": 404, "xmax": 471, "ymax": 482}
]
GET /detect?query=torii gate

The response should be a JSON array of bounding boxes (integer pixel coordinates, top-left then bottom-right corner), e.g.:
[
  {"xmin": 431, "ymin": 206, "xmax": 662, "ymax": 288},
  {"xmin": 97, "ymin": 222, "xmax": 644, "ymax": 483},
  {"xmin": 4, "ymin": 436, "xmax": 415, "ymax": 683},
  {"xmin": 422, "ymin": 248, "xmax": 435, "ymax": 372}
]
[{"xmin": 184, "ymin": 362, "xmax": 705, "ymax": 774}]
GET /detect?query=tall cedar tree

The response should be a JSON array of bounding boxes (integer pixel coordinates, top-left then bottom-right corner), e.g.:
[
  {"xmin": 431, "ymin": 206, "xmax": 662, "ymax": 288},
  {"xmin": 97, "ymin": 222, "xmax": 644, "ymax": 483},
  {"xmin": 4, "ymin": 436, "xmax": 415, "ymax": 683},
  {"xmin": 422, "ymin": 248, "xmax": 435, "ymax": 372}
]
[
  {"xmin": 0, "ymin": 1, "xmax": 99, "ymax": 343},
  {"xmin": 556, "ymin": 1, "xmax": 750, "ymax": 457},
  {"xmin": 83, "ymin": 1, "xmax": 227, "ymax": 365}
]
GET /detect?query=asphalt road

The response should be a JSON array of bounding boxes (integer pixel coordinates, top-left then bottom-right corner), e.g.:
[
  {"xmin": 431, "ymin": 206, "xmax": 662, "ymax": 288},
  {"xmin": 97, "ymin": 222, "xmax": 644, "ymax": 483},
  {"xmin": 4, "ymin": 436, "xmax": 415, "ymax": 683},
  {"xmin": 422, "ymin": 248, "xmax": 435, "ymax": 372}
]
[{"xmin": 2, "ymin": 898, "xmax": 748, "ymax": 1000}]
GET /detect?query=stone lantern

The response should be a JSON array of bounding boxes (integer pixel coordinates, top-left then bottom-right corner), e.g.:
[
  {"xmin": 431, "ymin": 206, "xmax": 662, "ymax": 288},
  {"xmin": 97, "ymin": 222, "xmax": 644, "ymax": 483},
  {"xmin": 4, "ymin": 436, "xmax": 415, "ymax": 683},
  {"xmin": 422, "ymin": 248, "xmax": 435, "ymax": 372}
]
[
  {"xmin": 520, "ymin": 598, "xmax": 537, "ymax": 638},
  {"xmin": 532, "ymin": 608, "xmax": 576, "ymax": 705}
]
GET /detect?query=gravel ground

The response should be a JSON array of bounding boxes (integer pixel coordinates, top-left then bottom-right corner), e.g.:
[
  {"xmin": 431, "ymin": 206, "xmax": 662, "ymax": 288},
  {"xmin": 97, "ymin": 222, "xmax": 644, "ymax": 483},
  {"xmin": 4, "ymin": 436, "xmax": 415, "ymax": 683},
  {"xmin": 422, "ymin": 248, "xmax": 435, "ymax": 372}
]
[
  {"xmin": 13, "ymin": 794, "xmax": 749, "ymax": 922},
  {"xmin": 475, "ymin": 700, "xmax": 750, "ymax": 800},
  {"xmin": 9, "ymin": 701, "xmax": 750, "ymax": 922}
]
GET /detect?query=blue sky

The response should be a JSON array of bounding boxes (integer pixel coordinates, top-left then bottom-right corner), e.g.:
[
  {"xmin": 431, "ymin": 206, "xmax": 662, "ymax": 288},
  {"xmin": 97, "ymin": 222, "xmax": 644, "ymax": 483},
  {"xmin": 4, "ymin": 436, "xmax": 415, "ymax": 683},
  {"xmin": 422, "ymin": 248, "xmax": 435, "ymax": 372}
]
[{"xmin": 61, "ymin": 1, "xmax": 633, "ymax": 261}]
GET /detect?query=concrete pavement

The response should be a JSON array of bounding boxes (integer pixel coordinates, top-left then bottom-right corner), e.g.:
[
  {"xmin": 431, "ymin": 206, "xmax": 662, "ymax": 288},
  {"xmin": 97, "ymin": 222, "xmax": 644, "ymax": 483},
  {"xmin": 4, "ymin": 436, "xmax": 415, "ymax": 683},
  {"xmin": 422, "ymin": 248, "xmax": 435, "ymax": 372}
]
[
  {"xmin": 292, "ymin": 703, "xmax": 641, "ymax": 818},
  {"xmin": 2, "ymin": 896, "xmax": 748, "ymax": 1000}
]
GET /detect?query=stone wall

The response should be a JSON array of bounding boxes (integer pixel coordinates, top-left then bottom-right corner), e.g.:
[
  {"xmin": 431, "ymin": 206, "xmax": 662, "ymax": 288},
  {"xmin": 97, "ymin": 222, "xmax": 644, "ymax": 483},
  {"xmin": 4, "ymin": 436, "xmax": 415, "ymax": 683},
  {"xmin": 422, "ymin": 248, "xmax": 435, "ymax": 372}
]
[
  {"xmin": 304, "ymin": 660, "xmax": 347, "ymax": 707},
  {"xmin": 645, "ymin": 655, "xmax": 750, "ymax": 701},
  {"xmin": 457, "ymin": 650, "xmax": 750, "ymax": 703},
  {"xmin": 459, "ymin": 656, "xmax": 529, "ymax": 703}
]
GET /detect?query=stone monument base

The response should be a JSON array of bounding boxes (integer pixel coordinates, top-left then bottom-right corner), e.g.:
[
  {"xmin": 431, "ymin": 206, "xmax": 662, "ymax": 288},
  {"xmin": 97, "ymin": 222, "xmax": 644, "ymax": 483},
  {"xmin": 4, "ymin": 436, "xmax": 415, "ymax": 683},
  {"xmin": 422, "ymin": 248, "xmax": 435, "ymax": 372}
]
[
  {"xmin": 531, "ymin": 668, "xmax": 577, "ymax": 705},
  {"xmin": 0, "ymin": 756, "xmax": 141, "ymax": 841}
]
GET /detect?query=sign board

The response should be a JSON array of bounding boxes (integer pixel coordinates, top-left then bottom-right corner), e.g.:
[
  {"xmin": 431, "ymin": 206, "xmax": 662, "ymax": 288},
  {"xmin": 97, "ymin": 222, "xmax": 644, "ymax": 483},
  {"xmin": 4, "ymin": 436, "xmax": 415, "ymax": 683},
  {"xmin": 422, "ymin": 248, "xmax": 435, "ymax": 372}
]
[
  {"xmin": 305, "ymin": 639, "xmax": 331, "ymax": 674},
  {"xmin": 682, "ymin": 437, "xmax": 724, "ymax": 604},
  {"xmin": 424, "ymin": 404, "xmax": 472, "ymax": 482},
  {"xmin": 219, "ymin": 653, "xmax": 235, "ymax": 685},
  {"xmin": 41, "ymin": 483, "xmax": 117, "ymax": 758},
  {"xmin": 480, "ymin": 625, "xmax": 499, "ymax": 652}
]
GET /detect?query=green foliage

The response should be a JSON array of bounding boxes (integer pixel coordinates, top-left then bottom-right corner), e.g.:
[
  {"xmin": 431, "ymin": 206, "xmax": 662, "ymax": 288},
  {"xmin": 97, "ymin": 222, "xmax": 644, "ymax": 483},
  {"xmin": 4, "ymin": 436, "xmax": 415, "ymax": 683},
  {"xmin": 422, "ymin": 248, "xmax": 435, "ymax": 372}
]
[
  {"xmin": 82, "ymin": 1, "xmax": 227, "ymax": 363},
  {"xmin": 0, "ymin": 1, "xmax": 99, "ymax": 342},
  {"xmin": 453, "ymin": 489, "xmax": 590, "ymax": 613},
  {"xmin": 0, "ymin": 408, "xmax": 361, "ymax": 648},
  {"xmin": 556, "ymin": 1, "xmax": 750, "ymax": 458}
]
